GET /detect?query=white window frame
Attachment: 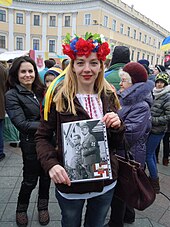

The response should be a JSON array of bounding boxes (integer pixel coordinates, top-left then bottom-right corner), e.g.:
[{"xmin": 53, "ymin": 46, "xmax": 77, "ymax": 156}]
[
  {"xmin": 127, "ymin": 27, "xmax": 130, "ymax": 37},
  {"xmin": 16, "ymin": 13, "xmax": 24, "ymax": 24},
  {"xmin": 0, "ymin": 9, "xmax": 6, "ymax": 22},
  {"xmin": 33, "ymin": 14, "xmax": 40, "ymax": 26},
  {"xmin": 49, "ymin": 15, "xmax": 56, "ymax": 27},
  {"xmin": 104, "ymin": 16, "xmax": 108, "ymax": 27},
  {"xmin": 0, "ymin": 34, "xmax": 6, "ymax": 49},
  {"xmin": 16, "ymin": 36, "xmax": 24, "ymax": 50},
  {"xmin": 120, "ymin": 23, "xmax": 124, "ymax": 34},
  {"xmin": 48, "ymin": 39, "xmax": 56, "ymax": 53},
  {"xmin": 112, "ymin": 19, "xmax": 116, "ymax": 31},
  {"xmin": 133, "ymin": 29, "xmax": 136, "ymax": 39},
  {"xmin": 64, "ymin": 15, "xmax": 71, "ymax": 27},
  {"xmin": 33, "ymin": 38, "xmax": 40, "ymax": 50},
  {"xmin": 84, "ymin": 14, "xmax": 91, "ymax": 25}
]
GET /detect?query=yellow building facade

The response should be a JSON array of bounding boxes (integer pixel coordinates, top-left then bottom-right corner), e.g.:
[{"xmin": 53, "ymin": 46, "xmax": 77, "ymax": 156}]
[{"xmin": 0, "ymin": 0, "xmax": 169, "ymax": 65}]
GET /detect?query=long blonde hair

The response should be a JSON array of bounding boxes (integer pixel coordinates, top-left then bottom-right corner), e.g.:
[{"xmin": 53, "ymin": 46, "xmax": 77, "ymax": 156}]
[{"xmin": 53, "ymin": 59, "xmax": 121, "ymax": 115}]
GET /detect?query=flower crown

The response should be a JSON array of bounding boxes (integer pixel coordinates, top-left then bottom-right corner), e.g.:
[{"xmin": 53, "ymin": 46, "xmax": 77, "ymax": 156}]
[{"xmin": 62, "ymin": 32, "xmax": 110, "ymax": 61}]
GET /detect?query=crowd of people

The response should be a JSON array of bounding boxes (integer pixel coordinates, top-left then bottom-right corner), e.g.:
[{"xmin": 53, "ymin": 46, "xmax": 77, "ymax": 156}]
[{"xmin": 0, "ymin": 32, "xmax": 170, "ymax": 227}]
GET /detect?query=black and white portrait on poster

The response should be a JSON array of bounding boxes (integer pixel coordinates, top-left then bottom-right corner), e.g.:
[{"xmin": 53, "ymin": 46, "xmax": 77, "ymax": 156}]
[{"xmin": 61, "ymin": 119, "xmax": 112, "ymax": 182}]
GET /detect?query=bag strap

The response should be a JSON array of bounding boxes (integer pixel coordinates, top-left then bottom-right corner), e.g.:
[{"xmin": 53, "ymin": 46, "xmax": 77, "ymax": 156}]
[{"xmin": 122, "ymin": 136, "xmax": 134, "ymax": 161}]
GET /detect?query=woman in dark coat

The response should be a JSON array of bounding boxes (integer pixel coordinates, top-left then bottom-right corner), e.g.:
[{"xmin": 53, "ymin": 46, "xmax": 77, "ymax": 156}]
[
  {"xmin": 146, "ymin": 72, "xmax": 170, "ymax": 193},
  {"xmin": 5, "ymin": 56, "xmax": 51, "ymax": 227},
  {"xmin": 0, "ymin": 63, "xmax": 7, "ymax": 161},
  {"xmin": 107, "ymin": 62, "xmax": 154, "ymax": 227}
]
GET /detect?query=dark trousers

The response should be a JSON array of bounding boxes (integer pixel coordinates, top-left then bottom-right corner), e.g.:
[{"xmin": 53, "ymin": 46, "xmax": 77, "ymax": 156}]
[
  {"xmin": 0, "ymin": 119, "xmax": 4, "ymax": 155},
  {"xmin": 109, "ymin": 195, "xmax": 135, "ymax": 227},
  {"xmin": 156, "ymin": 132, "xmax": 170, "ymax": 159},
  {"xmin": 17, "ymin": 140, "xmax": 51, "ymax": 210}
]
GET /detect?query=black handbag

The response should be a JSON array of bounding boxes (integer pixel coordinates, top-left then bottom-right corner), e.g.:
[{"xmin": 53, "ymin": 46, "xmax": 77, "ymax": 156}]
[{"xmin": 114, "ymin": 145, "xmax": 156, "ymax": 211}]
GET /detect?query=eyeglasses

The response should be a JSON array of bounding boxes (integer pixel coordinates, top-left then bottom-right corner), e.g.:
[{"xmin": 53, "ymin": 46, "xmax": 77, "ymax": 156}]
[{"xmin": 120, "ymin": 78, "xmax": 132, "ymax": 83}]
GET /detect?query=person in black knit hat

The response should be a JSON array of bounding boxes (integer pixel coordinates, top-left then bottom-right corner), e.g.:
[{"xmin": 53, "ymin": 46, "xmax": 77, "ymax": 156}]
[{"xmin": 105, "ymin": 46, "xmax": 130, "ymax": 90}]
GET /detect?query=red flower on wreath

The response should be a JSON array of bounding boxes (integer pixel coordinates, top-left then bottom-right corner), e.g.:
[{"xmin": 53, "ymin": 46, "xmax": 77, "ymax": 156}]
[
  {"xmin": 97, "ymin": 42, "xmax": 110, "ymax": 61},
  {"xmin": 62, "ymin": 44, "xmax": 76, "ymax": 59},
  {"xmin": 62, "ymin": 33, "xmax": 110, "ymax": 61},
  {"xmin": 76, "ymin": 38, "xmax": 95, "ymax": 58}
]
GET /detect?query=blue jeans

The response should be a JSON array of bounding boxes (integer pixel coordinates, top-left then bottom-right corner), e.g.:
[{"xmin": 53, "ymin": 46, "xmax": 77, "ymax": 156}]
[
  {"xmin": 0, "ymin": 119, "xmax": 4, "ymax": 155},
  {"xmin": 55, "ymin": 188, "xmax": 114, "ymax": 227},
  {"xmin": 146, "ymin": 133, "xmax": 164, "ymax": 179}
]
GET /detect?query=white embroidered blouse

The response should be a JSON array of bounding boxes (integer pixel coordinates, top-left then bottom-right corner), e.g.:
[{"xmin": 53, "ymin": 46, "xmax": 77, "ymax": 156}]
[{"xmin": 76, "ymin": 93, "xmax": 103, "ymax": 118}]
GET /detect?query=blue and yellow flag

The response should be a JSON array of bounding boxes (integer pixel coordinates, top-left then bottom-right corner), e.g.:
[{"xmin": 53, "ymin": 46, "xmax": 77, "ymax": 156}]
[
  {"xmin": 161, "ymin": 36, "xmax": 170, "ymax": 51},
  {"xmin": 0, "ymin": 0, "xmax": 12, "ymax": 6},
  {"xmin": 44, "ymin": 68, "xmax": 67, "ymax": 121}
]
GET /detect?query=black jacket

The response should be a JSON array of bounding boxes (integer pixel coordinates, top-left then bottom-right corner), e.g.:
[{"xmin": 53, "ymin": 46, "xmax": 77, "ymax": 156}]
[{"xmin": 5, "ymin": 84, "xmax": 41, "ymax": 142}]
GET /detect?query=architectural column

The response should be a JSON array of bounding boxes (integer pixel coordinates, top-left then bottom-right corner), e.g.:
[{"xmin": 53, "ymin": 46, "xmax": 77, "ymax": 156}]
[
  {"xmin": 8, "ymin": 8, "xmax": 14, "ymax": 51},
  {"xmin": 42, "ymin": 13, "xmax": 47, "ymax": 51},
  {"xmin": 26, "ymin": 11, "xmax": 31, "ymax": 50},
  {"xmin": 57, "ymin": 13, "xmax": 63, "ymax": 55},
  {"xmin": 72, "ymin": 12, "xmax": 77, "ymax": 36}
]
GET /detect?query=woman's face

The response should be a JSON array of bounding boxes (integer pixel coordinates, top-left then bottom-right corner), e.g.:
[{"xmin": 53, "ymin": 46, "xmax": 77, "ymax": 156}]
[
  {"xmin": 153, "ymin": 67, "xmax": 159, "ymax": 75},
  {"xmin": 18, "ymin": 62, "xmax": 35, "ymax": 90},
  {"xmin": 45, "ymin": 74, "xmax": 56, "ymax": 88},
  {"xmin": 73, "ymin": 52, "xmax": 102, "ymax": 93},
  {"xmin": 119, "ymin": 74, "xmax": 132, "ymax": 92},
  {"xmin": 155, "ymin": 80, "xmax": 166, "ymax": 89}
]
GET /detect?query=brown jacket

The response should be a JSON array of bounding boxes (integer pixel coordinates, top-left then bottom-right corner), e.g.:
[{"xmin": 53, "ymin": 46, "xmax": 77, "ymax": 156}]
[
  {"xmin": 35, "ymin": 91, "xmax": 125, "ymax": 194},
  {"xmin": 0, "ymin": 63, "xmax": 7, "ymax": 119}
]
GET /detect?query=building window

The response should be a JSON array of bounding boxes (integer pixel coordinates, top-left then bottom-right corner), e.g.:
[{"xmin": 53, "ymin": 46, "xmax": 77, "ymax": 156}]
[
  {"xmin": 112, "ymin": 19, "xmax": 116, "ymax": 31},
  {"xmin": 142, "ymin": 53, "xmax": 145, "ymax": 59},
  {"xmin": 151, "ymin": 56, "xmax": 154, "ymax": 65},
  {"xmin": 144, "ymin": 35, "xmax": 147, "ymax": 43},
  {"xmin": 104, "ymin": 16, "xmax": 108, "ymax": 27},
  {"xmin": 153, "ymin": 39, "xmax": 156, "ymax": 47},
  {"xmin": 0, "ymin": 35, "xmax": 6, "ymax": 48},
  {"xmin": 49, "ymin": 16, "xmax": 56, "ymax": 27},
  {"xmin": 148, "ymin": 37, "xmax": 151, "ymax": 45},
  {"xmin": 0, "ymin": 9, "xmax": 6, "ymax": 22},
  {"xmin": 16, "ymin": 13, "xmax": 23, "ymax": 24},
  {"xmin": 16, "ymin": 37, "xmax": 23, "ymax": 50},
  {"xmin": 84, "ymin": 14, "xmax": 90, "ymax": 25},
  {"xmin": 127, "ymin": 27, "xmax": 130, "ymax": 37},
  {"xmin": 131, "ymin": 50, "xmax": 134, "ymax": 61},
  {"xmin": 49, "ymin": 40, "xmax": 55, "ymax": 52},
  {"xmin": 147, "ymin": 55, "xmax": 149, "ymax": 61},
  {"xmin": 137, "ymin": 51, "xmax": 140, "ymax": 61},
  {"xmin": 120, "ymin": 24, "xmax": 124, "ymax": 34},
  {"xmin": 65, "ymin": 16, "xmax": 70, "ymax": 27},
  {"xmin": 158, "ymin": 41, "xmax": 161, "ymax": 49},
  {"xmin": 133, "ymin": 29, "xmax": 136, "ymax": 39},
  {"xmin": 34, "ymin": 15, "xmax": 40, "ymax": 26},
  {"xmin": 139, "ymin": 32, "xmax": 142, "ymax": 41},
  {"xmin": 33, "ymin": 39, "xmax": 39, "ymax": 50}
]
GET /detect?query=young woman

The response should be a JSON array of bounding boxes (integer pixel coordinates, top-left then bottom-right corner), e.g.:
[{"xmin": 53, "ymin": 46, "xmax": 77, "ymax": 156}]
[
  {"xmin": 35, "ymin": 33, "xmax": 125, "ymax": 227},
  {"xmin": 146, "ymin": 72, "xmax": 170, "ymax": 193},
  {"xmin": 5, "ymin": 56, "xmax": 51, "ymax": 227}
]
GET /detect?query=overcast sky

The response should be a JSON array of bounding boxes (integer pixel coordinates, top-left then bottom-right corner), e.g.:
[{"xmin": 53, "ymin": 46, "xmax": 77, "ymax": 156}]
[{"xmin": 122, "ymin": 0, "xmax": 170, "ymax": 32}]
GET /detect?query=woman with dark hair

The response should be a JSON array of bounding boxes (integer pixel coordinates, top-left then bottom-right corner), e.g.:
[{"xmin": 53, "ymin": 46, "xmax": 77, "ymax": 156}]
[{"xmin": 5, "ymin": 56, "xmax": 51, "ymax": 227}]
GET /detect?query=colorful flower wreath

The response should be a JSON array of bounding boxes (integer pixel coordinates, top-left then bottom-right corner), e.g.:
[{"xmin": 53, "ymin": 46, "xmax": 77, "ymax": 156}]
[{"xmin": 62, "ymin": 32, "xmax": 110, "ymax": 61}]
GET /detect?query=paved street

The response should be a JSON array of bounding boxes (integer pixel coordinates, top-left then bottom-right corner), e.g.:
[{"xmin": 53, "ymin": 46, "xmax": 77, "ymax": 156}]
[{"xmin": 0, "ymin": 143, "xmax": 170, "ymax": 227}]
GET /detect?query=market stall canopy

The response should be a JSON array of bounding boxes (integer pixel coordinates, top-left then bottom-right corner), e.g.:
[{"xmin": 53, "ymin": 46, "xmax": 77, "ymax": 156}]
[{"xmin": 0, "ymin": 50, "xmax": 29, "ymax": 61}]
